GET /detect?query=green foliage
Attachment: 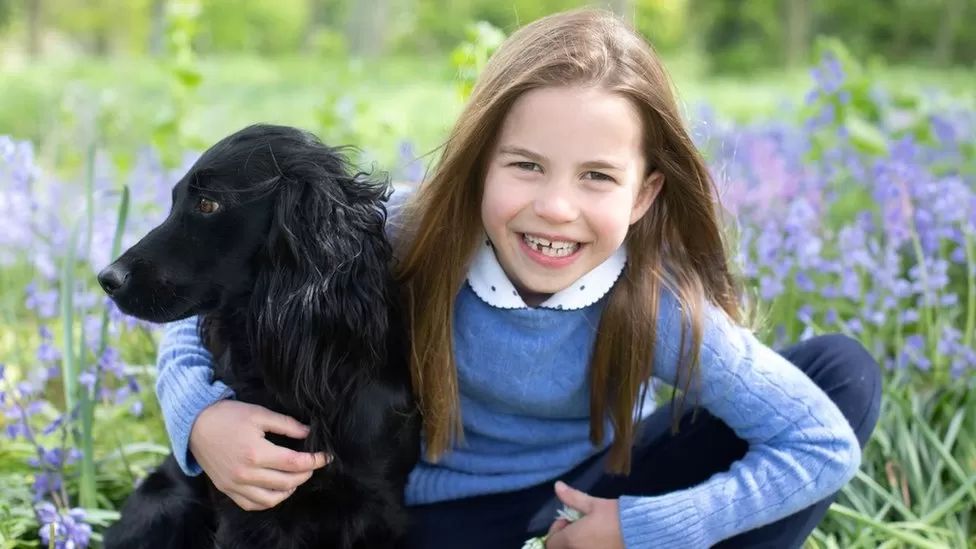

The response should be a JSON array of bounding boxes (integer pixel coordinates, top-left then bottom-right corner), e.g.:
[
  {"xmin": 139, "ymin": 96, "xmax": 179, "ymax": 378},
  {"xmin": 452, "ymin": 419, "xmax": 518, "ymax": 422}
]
[
  {"xmin": 0, "ymin": 0, "xmax": 12, "ymax": 31},
  {"xmin": 152, "ymin": 0, "xmax": 205, "ymax": 168},
  {"xmin": 1, "ymin": 0, "xmax": 973, "ymax": 70},
  {"xmin": 0, "ymin": 461, "xmax": 35, "ymax": 549},
  {"xmin": 633, "ymin": 0, "xmax": 689, "ymax": 52},
  {"xmin": 46, "ymin": 0, "xmax": 154, "ymax": 54},
  {"xmin": 692, "ymin": 0, "xmax": 975, "ymax": 72},
  {"xmin": 196, "ymin": 0, "xmax": 308, "ymax": 54},
  {"xmin": 450, "ymin": 21, "xmax": 505, "ymax": 101},
  {"xmin": 692, "ymin": 0, "xmax": 784, "ymax": 72},
  {"xmin": 811, "ymin": 379, "xmax": 976, "ymax": 548}
]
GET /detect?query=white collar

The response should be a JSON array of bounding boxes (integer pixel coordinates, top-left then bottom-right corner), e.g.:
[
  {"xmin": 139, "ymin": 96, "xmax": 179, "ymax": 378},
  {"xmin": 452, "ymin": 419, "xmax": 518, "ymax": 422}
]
[{"xmin": 466, "ymin": 237, "xmax": 627, "ymax": 310}]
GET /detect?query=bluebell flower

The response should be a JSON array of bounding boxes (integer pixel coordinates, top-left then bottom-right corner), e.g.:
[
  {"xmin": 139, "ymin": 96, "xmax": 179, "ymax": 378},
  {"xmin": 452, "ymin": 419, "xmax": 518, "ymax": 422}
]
[{"xmin": 35, "ymin": 502, "xmax": 92, "ymax": 549}]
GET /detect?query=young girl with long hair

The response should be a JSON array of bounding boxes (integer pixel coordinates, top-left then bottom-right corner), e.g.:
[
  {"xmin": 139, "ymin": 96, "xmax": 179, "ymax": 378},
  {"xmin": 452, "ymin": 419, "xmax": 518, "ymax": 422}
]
[{"xmin": 154, "ymin": 9, "xmax": 881, "ymax": 548}]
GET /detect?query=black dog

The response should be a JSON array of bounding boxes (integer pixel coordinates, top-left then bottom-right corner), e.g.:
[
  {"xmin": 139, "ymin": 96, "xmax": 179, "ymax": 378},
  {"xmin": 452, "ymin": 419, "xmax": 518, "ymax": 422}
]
[{"xmin": 97, "ymin": 124, "xmax": 420, "ymax": 549}]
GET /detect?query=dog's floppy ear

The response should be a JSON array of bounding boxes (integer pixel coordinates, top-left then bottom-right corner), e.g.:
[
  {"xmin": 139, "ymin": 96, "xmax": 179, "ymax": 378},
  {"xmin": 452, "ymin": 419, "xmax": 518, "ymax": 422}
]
[{"xmin": 250, "ymin": 141, "xmax": 394, "ymax": 417}]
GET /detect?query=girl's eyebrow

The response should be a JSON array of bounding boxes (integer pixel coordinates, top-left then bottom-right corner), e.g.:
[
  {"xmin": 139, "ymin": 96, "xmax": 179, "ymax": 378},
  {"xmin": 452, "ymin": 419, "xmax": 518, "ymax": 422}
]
[
  {"xmin": 498, "ymin": 145, "xmax": 548, "ymax": 163},
  {"xmin": 499, "ymin": 145, "xmax": 622, "ymax": 171},
  {"xmin": 580, "ymin": 159, "xmax": 623, "ymax": 171}
]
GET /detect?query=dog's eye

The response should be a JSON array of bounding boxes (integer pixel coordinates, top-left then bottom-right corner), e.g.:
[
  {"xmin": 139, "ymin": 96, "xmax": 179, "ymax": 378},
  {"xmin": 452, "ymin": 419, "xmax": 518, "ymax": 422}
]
[{"xmin": 196, "ymin": 198, "xmax": 220, "ymax": 214}]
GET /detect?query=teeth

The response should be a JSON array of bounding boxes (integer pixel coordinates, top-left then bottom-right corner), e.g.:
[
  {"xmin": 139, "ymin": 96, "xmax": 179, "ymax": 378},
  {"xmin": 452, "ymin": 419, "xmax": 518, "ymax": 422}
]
[{"xmin": 522, "ymin": 234, "xmax": 580, "ymax": 257}]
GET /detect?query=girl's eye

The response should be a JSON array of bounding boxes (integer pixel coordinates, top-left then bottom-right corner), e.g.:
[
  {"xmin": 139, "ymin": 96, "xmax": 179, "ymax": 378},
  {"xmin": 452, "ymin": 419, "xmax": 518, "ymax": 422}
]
[
  {"xmin": 512, "ymin": 161, "xmax": 542, "ymax": 173},
  {"xmin": 196, "ymin": 197, "xmax": 220, "ymax": 214},
  {"xmin": 583, "ymin": 171, "xmax": 615, "ymax": 182}
]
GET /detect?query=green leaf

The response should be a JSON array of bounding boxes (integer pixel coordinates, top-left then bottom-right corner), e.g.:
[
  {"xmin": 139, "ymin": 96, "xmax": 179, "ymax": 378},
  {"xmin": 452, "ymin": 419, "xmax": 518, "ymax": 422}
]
[{"xmin": 846, "ymin": 116, "xmax": 888, "ymax": 156}]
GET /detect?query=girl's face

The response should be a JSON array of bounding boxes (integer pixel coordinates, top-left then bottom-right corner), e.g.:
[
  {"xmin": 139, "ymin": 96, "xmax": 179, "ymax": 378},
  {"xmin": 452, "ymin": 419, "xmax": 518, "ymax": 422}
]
[{"xmin": 481, "ymin": 85, "xmax": 663, "ymax": 306}]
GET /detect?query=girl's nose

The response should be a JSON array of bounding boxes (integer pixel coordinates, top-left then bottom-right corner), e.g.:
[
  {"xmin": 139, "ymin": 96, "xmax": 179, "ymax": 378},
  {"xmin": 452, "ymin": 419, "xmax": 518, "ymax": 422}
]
[{"xmin": 532, "ymin": 181, "xmax": 579, "ymax": 224}]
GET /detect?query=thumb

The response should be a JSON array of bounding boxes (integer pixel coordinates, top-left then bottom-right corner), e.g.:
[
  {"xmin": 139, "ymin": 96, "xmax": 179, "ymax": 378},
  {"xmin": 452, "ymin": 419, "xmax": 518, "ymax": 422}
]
[
  {"xmin": 253, "ymin": 408, "xmax": 311, "ymax": 439},
  {"xmin": 554, "ymin": 481, "xmax": 595, "ymax": 515}
]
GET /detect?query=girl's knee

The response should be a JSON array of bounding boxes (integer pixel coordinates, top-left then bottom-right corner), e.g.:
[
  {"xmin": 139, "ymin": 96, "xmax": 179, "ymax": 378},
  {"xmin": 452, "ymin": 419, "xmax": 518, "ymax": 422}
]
[{"xmin": 806, "ymin": 334, "xmax": 882, "ymax": 446}]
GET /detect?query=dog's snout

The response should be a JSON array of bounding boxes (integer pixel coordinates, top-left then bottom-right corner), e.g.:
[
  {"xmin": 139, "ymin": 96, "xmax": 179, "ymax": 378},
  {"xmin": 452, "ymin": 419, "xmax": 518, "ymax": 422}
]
[{"xmin": 97, "ymin": 264, "xmax": 131, "ymax": 296}]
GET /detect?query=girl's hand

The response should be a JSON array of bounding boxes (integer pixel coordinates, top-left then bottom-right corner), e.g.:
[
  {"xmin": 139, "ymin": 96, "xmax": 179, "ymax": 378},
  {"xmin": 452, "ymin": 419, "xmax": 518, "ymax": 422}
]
[
  {"xmin": 545, "ymin": 482, "xmax": 624, "ymax": 549},
  {"xmin": 189, "ymin": 400, "xmax": 331, "ymax": 511}
]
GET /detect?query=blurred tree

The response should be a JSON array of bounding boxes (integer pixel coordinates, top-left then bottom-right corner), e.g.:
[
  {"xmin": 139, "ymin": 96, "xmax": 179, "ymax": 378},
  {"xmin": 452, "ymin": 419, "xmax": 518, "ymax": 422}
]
[
  {"xmin": 196, "ymin": 0, "xmax": 306, "ymax": 53},
  {"xmin": 691, "ymin": 0, "xmax": 976, "ymax": 71},
  {"xmin": 934, "ymin": 0, "xmax": 964, "ymax": 65},
  {"xmin": 0, "ymin": 0, "xmax": 12, "ymax": 30},
  {"xmin": 785, "ymin": 0, "xmax": 811, "ymax": 67},
  {"xmin": 693, "ymin": 0, "xmax": 782, "ymax": 72},
  {"xmin": 149, "ymin": 0, "xmax": 166, "ymax": 56},
  {"xmin": 633, "ymin": 0, "xmax": 687, "ymax": 53},
  {"xmin": 302, "ymin": 0, "xmax": 327, "ymax": 52},
  {"xmin": 46, "ymin": 0, "xmax": 151, "ymax": 55},
  {"xmin": 347, "ymin": 0, "xmax": 388, "ymax": 57},
  {"xmin": 26, "ymin": 0, "xmax": 41, "ymax": 57},
  {"xmin": 1, "ymin": 0, "xmax": 972, "ymax": 67}
]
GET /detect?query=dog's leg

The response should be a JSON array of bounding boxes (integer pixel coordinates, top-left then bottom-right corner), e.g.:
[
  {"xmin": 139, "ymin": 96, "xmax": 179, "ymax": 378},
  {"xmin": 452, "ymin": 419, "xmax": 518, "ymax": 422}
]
[{"xmin": 104, "ymin": 454, "xmax": 216, "ymax": 549}]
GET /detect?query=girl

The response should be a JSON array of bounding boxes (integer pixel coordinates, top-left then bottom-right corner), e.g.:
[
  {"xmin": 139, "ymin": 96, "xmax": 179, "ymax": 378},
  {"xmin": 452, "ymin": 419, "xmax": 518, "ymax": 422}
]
[{"xmin": 155, "ymin": 9, "xmax": 881, "ymax": 548}]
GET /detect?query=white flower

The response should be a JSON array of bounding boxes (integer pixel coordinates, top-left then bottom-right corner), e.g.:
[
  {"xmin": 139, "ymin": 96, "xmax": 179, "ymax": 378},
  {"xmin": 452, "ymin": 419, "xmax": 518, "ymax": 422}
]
[{"xmin": 520, "ymin": 505, "xmax": 583, "ymax": 549}]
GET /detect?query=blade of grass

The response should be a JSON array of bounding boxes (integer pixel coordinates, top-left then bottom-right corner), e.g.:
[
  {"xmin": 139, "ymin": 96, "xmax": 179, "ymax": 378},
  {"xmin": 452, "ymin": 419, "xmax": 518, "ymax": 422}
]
[
  {"xmin": 59, "ymin": 221, "xmax": 80, "ymax": 417},
  {"xmin": 919, "ymin": 473, "xmax": 976, "ymax": 526},
  {"xmin": 851, "ymin": 469, "xmax": 918, "ymax": 521},
  {"xmin": 828, "ymin": 503, "xmax": 946, "ymax": 549}
]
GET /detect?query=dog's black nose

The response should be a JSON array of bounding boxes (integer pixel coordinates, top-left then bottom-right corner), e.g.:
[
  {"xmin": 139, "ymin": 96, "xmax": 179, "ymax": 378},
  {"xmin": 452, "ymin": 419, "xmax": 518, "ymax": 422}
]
[{"xmin": 97, "ymin": 264, "xmax": 131, "ymax": 296}]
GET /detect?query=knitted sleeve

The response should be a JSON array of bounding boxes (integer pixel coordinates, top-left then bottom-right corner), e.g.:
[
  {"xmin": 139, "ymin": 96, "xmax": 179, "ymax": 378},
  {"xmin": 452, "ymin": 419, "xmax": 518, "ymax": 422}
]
[
  {"xmin": 616, "ymin": 290, "xmax": 861, "ymax": 547},
  {"xmin": 154, "ymin": 316, "xmax": 233, "ymax": 475}
]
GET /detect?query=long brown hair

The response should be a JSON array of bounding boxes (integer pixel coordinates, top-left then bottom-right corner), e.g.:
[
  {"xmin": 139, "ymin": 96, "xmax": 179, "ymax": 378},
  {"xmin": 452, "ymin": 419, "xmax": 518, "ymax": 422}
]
[{"xmin": 395, "ymin": 8, "xmax": 740, "ymax": 473}]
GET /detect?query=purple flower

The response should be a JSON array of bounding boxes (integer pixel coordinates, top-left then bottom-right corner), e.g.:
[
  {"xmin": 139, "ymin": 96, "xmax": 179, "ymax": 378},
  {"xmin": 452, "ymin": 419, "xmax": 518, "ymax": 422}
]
[
  {"xmin": 759, "ymin": 274, "xmax": 784, "ymax": 301},
  {"xmin": 794, "ymin": 271, "xmax": 816, "ymax": 292},
  {"xmin": 25, "ymin": 283, "xmax": 59, "ymax": 318},
  {"xmin": 35, "ymin": 501, "xmax": 58, "ymax": 524},
  {"xmin": 35, "ymin": 502, "xmax": 92, "ymax": 549},
  {"xmin": 797, "ymin": 305, "xmax": 813, "ymax": 325},
  {"xmin": 42, "ymin": 447, "xmax": 65, "ymax": 468},
  {"xmin": 397, "ymin": 140, "xmax": 424, "ymax": 183},
  {"xmin": 98, "ymin": 347, "xmax": 124, "ymax": 379},
  {"xmin": 6, "ymin": 420, "xmax": 28, "ymax": 439},
  {"xmin": 41, "ymin": 414, "xmax": 65, "ymax": 436},
  {"xmin": 78, "ymin": 370, "xmax": 96, "ymax": 392},
  {"xmin": 32, "ymin": 472, "xmax": 63, "ymax": 502}
]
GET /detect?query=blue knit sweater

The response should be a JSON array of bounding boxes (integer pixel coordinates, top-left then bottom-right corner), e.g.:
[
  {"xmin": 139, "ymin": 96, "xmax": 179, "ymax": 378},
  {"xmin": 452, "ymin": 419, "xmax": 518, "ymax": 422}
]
[{"xmin": 154, "ymin": 190, "xmax": 861, "ymax": 547}]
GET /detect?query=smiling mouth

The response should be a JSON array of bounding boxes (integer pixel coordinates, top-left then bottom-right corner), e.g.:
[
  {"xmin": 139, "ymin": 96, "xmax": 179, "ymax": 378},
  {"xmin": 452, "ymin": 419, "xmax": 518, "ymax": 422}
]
[{"xmin": 520, "ymin": 233, "xmax": 582, "ymax": 258}]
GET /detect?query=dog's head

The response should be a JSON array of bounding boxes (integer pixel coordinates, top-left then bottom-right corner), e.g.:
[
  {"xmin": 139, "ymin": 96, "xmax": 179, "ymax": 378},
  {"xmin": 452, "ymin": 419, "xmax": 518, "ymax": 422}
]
[{"xmin": 97, "ymin": 124, "xmax": 392, "ymax": 327}]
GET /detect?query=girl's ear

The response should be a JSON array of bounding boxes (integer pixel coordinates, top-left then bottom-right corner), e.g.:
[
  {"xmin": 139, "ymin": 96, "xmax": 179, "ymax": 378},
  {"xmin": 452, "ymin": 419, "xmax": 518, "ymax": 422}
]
[{"xmin": 630, "ymin": 170, "xmax": 664, "ymax": 225}]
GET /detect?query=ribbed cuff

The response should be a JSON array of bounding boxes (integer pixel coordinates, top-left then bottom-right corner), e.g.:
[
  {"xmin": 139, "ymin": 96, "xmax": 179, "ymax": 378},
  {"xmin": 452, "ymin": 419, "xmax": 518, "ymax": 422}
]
[
  {"xmin": 154, "ymin": 317, "xmax": 235, "ymax": 476},
  {"xmin": 618, "ymin": 492, "xmax": 709, "ymax": 549},
  {"xmin": 158, "ymin": 374, "xmax": 234, "ymax": 475}
]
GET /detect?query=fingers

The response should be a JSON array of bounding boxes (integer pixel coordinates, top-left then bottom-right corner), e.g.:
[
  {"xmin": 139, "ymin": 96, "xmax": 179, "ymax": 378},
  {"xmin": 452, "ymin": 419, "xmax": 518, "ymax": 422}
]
[
  {"xmin": 545, "ymin": 528, "xmax": 568, "ymax": 549},
  {"xmin": 554, "ymin": 481, "xmax": 594, "ymax": 514},
  {"xmin": 252, "ymin": 408, "xmax": 312, "ymax": 439},
  {"xmin": 239, "ymin": 486, "xmax": 293, "ymax": 511},
  {"xmin": 229, "ymin": 487, "xmax": 293, "ymax": 512},
  {"xmin": 235, "ymin": 467, "xmax": 314, "ymax": 492},
  {"xmin": 547, "ymin": 518, "xmax": 570, "ymax": 536},
  {"xmin": 259, "ymin": 444, "xmax": 331, "ymax": 473}
]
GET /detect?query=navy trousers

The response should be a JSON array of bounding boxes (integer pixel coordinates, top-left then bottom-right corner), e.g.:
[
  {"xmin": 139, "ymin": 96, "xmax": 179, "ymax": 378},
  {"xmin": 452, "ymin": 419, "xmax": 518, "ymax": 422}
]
[{"xmin": 404, "ymin": 334, "xmax": 883, "ymax": 548}]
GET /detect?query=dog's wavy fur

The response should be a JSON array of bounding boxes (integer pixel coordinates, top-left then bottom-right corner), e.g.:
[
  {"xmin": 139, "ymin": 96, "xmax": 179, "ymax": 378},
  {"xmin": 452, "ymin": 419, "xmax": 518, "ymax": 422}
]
[{"xmin": 98, "ymin": 124, "xmax": 420, "ymax": 549}]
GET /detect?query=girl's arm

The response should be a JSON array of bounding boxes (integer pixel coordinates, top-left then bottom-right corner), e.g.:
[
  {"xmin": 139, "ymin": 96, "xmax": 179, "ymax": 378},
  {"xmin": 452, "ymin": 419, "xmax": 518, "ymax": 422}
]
[
  {"xmin": 154, "ymin": 316, "xmax": 234, "ymax": 474},
  {"xmin": 617, "ymin": 290, "xmax": 861, "ymax": 547},
  {"xmin": 156, "ymin": 318, "xmax": 330, "ymax": 512}
]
